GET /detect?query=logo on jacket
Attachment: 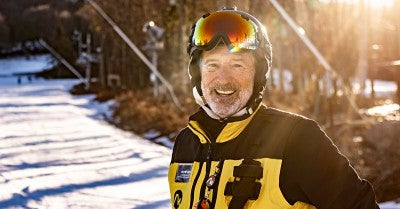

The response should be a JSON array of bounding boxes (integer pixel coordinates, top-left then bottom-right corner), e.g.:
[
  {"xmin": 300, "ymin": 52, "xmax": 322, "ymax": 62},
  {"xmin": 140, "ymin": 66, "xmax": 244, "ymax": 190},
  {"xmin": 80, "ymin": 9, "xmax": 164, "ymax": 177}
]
[
  {"xmin": 173, "ymin": 190, "xmax": 183, "ymax": 209},
  {"xmin": 175, "ymin": 164, "xmax": 192, "ymax": 182}
]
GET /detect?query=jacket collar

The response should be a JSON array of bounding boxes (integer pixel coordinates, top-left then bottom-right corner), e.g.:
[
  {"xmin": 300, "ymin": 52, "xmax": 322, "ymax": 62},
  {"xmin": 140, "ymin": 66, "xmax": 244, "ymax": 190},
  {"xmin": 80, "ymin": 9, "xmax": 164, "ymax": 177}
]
[{"xmin": 188, "ymin": 104, "xmax": 262, "ymax": 144}]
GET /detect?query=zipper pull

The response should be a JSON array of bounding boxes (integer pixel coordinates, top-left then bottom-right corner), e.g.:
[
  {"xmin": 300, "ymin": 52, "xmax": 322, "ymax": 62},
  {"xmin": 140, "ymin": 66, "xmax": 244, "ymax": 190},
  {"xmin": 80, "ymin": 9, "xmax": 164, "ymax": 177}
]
[{"xmin": 206, "ymin": 159, "xmax": 223, "ymax": 189}]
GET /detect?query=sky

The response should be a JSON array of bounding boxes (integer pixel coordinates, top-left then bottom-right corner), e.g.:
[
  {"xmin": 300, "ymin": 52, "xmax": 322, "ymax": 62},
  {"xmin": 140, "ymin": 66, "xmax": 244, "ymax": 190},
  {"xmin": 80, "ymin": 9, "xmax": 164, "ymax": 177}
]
[{"xmin": 0, "ymin": 56, "xmax": 399, "ymax": 208}]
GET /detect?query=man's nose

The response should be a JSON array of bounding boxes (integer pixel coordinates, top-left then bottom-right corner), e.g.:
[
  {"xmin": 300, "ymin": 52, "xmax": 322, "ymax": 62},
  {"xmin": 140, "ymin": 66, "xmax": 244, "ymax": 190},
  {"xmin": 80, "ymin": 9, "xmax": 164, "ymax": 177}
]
[{"xmin": 215, "ymin": 64, "xmax": 232, "ymax": 84}]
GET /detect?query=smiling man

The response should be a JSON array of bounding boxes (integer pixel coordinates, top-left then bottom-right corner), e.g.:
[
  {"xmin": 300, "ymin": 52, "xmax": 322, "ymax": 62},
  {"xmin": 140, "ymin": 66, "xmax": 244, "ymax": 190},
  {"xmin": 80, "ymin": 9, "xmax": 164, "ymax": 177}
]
[
  {"xmin": 200, "ymin": 45, "xmax": 255, "ymax": 119},
  {"xmin": 168, "ymin": 8, "xmax": 379, "ymax": 209}
]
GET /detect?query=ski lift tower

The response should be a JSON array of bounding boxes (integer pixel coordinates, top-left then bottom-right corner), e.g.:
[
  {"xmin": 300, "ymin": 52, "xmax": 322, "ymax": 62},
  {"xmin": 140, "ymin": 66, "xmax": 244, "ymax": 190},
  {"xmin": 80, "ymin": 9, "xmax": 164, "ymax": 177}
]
[
  {"xmin": 142, "ymin": 21, "xmax": 165, "ymax": 97},
  {"xmin": 75, "ymin": 33, "xmax": 101, "ymax": 90}
]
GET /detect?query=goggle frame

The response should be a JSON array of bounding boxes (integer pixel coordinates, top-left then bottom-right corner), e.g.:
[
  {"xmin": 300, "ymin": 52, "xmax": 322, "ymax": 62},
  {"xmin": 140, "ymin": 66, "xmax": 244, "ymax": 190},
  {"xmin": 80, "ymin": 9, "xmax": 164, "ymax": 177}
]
[{"xmin": 188, "ymin": 10, "xmax": 267, "ymax": 55}]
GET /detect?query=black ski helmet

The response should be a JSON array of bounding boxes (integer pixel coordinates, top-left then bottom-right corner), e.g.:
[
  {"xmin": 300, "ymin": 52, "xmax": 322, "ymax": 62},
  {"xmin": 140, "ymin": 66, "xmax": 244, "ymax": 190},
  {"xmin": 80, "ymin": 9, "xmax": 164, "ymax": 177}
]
[{"xmin": 187, "ymin": 8, "xmax": 272, "ymax": 118}]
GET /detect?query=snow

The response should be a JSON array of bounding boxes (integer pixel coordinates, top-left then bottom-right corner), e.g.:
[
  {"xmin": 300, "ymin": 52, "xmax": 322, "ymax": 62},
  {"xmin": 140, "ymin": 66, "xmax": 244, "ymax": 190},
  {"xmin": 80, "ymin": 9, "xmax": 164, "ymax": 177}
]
[
  {"xmin": 0, "ymin": 78, "xmax": 171, "ymax": 209},
  {"xmin": 0, "ymin": 55, "xmax": 54, "ymax": 77},
  {"xmin": 0, "ymin": 76, "xmax": 171, "ymax": 208},
  {"xmin": 381, "ymin": 201, "xmax": 400, "ymax": 209},
  {"xmin": 0, "ymin": 56, "xmax": 399, "ymax": 208}
]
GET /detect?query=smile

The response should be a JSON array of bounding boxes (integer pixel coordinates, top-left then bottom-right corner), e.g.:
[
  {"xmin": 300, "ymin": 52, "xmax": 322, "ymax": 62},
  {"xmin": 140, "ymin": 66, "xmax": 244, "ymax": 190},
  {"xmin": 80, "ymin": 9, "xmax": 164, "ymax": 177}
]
[{"xmin": 215, "ymin": 89, "xmax": 236, "ymax": 96}]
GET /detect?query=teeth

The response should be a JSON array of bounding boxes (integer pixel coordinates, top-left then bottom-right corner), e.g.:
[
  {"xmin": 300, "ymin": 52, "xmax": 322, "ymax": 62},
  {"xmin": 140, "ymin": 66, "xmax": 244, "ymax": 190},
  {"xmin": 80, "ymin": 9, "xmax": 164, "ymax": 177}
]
[{"xmin": 216, "ymin": 90, "xmax": 235, "ymax": 95}]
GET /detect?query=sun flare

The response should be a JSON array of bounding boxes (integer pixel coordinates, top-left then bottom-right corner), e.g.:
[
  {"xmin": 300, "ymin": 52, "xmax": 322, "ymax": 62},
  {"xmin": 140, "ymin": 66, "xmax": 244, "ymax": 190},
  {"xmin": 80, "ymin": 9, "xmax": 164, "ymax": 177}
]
[
  {"xmin": 367, "ymin": 0, "xmax": 394, "ymax": 8},
  {"xmin": 321, "ymin": 0, "xmax": 394, "ymax": 8}
]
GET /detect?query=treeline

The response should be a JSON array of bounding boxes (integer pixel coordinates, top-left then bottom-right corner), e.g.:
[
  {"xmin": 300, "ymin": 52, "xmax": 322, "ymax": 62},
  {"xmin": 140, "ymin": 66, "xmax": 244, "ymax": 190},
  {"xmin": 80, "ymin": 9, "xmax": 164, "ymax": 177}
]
[
  {"xmin": 81, "ymin": 0, "xmax": 400, "ymax": 118},
  {"xmin": 0, "ymin": 0, "xmax": 89, "ymax": 61},
  {"xmin": 1, "ymin": 0, "xmax": 399, "ymax": 113}
]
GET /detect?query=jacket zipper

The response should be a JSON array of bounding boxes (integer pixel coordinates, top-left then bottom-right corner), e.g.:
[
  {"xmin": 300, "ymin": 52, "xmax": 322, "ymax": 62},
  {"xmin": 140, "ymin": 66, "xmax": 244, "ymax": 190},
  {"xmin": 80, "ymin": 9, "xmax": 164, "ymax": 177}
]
[
  {"xmin": 199, "ymin": 142, "xmax": 213, "ymax": 200},
  {"xmin": 189, "ymin": 133, "xmax": 213, "ymax": 209}
]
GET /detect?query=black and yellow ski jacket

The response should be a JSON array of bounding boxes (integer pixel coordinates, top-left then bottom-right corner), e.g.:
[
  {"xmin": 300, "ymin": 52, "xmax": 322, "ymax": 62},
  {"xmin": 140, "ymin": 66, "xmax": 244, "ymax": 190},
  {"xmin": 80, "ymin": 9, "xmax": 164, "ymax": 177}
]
[{"xmin": 168, "ymin": 105, "xmax": 378, "ymax": 209}]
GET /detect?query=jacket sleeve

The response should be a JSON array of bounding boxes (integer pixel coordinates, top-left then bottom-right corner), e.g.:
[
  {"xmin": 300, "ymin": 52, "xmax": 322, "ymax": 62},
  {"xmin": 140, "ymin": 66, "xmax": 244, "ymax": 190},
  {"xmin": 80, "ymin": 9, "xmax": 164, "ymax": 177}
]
[{"xmin": 280, "ymin": 118, "xmax": 379, "ymax": 209}]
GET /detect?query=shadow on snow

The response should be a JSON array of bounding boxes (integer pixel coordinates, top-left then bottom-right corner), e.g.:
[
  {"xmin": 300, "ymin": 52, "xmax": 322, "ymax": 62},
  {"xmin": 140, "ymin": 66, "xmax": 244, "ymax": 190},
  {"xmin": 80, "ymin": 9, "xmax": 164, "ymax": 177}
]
[{"xmin": 0, "ymin": 166, "xmax": 169, "ymax": 208}]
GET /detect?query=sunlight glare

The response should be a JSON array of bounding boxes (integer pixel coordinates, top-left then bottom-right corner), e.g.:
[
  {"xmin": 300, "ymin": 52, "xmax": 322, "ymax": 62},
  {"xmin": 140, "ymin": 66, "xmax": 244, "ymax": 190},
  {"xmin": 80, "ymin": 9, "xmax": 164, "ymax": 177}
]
[
  {"xmin": 297, "ymin": 26, "xmax": 306, "ymax": 35},
  {"xmin": 320, "ymin": 0, "xmax": 394, "ymax": 8},
  {"xmin": 367, "ymin": 0, "xmax": 394, "ymax": 8}
]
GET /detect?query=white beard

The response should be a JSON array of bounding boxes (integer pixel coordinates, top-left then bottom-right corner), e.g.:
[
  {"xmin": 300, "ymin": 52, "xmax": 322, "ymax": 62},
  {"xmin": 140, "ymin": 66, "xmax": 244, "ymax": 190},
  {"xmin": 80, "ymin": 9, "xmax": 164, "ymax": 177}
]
[{"xmin": 201, "ymin": 82, "xmax": 253, "ymax": 119}]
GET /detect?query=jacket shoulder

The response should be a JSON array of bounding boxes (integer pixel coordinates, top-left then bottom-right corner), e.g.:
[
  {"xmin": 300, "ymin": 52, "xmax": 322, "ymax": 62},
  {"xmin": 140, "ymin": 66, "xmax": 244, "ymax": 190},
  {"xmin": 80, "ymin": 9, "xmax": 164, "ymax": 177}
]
[
  {"xmin": 171, "ymin": 127, "xmax": 201, "ymax": 163},
  {"xmin": 242, "ymin": 106, "xmax": 315, "ymax": 159},
  {"xmin": 259, "ymin": 106, "xmax": 310, "ymax": 122}
]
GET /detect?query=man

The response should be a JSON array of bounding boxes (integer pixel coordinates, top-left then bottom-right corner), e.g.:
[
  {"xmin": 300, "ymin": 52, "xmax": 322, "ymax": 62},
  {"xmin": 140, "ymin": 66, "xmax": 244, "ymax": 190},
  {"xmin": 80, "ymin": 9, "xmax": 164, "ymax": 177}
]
[{"xmin": 168, "ymin": 8, "xmax": 379, "ymax": 209}]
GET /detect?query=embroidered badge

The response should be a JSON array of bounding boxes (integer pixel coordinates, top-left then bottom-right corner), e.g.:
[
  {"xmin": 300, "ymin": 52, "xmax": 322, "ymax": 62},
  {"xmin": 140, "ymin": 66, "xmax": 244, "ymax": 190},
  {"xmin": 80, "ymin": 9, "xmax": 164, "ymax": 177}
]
[{"xmin": 175, "ymin": 164, "xmax": 192, "ymax": 182}]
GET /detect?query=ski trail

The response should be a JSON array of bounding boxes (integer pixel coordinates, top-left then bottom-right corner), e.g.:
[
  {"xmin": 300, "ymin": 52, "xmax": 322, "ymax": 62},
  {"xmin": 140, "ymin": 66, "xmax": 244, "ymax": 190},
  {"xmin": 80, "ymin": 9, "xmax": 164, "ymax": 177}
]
[{"xmin": 0, "ymin": 78, "xmax": 171, "ymax": 209}]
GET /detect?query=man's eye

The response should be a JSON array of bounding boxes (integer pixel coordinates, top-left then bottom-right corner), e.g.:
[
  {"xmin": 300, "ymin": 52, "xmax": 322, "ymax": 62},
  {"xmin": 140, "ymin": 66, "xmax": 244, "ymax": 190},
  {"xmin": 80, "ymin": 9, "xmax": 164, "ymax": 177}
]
[
  {"xmin": 233, "ymin": 64, "xmax": 244, "ymax": 68},
  {"xmin": 207, "ymin": 64, "xmax": 218, "ymax": 69}
]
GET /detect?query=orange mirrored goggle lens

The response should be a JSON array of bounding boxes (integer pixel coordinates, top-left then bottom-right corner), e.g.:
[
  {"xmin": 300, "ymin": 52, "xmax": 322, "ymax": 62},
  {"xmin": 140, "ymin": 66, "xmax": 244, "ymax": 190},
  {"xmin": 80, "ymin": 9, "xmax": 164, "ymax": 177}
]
[{"xmin": 192, "ymin": 12, "xmax": 259, "ymax": 52}]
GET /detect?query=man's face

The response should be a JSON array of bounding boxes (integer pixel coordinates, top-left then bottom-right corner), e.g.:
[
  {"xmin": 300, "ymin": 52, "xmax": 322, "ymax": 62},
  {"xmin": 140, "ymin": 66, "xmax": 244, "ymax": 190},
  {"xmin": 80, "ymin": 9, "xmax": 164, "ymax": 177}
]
[{"xmin": 200, "ymin": 45, "xmax": 255, "ymax": 119}]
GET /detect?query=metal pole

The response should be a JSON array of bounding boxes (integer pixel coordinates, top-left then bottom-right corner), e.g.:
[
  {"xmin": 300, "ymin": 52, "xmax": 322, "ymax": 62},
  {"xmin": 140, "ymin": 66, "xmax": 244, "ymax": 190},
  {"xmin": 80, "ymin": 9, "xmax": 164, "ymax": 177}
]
[
  {"xmin": 99, "ymin": 51, "xmax": 105, "ymax": 86},
  {"xmin": 268, "ymin": 0, "xmax": 337, "ymax": 79},
  {"xmin": 85, "ymin": 0, "xmax": 183, "ymax": 110},
  {"xmin": 268, "ymin": 0, "xmax": 366, "ymax": 120},
  {"xmin": 39, "ymin": 39, "xmax": 87, "ymax": 85},
  {"xmin": 356, "ymin": 0, "xmax": 368, "ymax": 93},
  {"xmin": 85, "ymin": 63, "xmax": 91, "ymax": 90},
  {"xmin": 85, "ymin": 33, "xmax": 91, "ymax": 90},
  {"xmin": 152, "ymin": 51, "xmax": 159, "ymax": 97},
  {"xmin": 268, "ymin": 0, "xmax": 335, "ymax": 97}
]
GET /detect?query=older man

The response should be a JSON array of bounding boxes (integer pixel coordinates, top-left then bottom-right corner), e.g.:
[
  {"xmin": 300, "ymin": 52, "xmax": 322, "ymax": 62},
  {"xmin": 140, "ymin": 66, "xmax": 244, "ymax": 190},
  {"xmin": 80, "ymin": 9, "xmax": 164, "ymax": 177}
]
[{"xmin": 168, "ymin": 8, "xmax": 379, "ymax": 209}]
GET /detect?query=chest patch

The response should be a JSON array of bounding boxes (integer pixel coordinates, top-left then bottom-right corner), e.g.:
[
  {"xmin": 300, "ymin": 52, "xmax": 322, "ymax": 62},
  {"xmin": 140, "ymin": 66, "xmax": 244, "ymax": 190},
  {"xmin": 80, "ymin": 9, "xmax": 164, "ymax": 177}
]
[{"xmin": 175, "ymin": 164, "xmax": 193, "ymax": 182}]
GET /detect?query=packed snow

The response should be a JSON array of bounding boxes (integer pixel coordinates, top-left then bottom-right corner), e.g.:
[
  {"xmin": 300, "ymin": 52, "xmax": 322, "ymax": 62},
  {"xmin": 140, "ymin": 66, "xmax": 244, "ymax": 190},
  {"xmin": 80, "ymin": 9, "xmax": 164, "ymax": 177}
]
[
  {"xmin": 0, "ymin": 55, "xmax": 54, "ymax": 77},
  {"xmin": 0, "ymin": 56, "xmax": 172, "ymax": 208},
  {"xmin": 0, "ymin": 56, "xmax": 399, "ymax": 208}
]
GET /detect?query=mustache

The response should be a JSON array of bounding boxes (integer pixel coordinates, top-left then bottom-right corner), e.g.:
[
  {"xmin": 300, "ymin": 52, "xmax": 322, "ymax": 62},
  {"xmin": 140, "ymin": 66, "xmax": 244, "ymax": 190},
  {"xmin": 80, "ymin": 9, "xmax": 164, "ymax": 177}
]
[{"xmin": 209, "ymin": 83, "xmax": 239, "ymax": 91}]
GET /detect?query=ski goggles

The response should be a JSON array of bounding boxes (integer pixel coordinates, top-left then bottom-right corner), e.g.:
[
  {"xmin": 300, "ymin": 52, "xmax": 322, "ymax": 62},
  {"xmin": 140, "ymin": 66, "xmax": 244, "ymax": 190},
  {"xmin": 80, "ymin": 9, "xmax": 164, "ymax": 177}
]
[{"xmin": 190, "ymin": 10, "xmax": 263, "ymax": 53}]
